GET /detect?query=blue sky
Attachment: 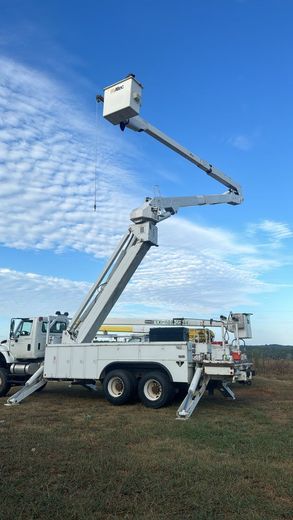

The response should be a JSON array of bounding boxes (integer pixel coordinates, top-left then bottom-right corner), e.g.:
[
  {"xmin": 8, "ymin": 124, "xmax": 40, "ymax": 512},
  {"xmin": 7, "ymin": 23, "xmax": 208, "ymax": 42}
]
[{"xmin": 0, "ymin": 0, "xmax": 292, "ymax": 344}]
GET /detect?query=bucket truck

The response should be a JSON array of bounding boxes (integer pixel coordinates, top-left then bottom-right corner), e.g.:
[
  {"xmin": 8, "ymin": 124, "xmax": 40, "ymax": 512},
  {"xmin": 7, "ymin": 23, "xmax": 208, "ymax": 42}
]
[{"xmin": 5, "ymin": 75, "xmax": 253, "ymax": 419}]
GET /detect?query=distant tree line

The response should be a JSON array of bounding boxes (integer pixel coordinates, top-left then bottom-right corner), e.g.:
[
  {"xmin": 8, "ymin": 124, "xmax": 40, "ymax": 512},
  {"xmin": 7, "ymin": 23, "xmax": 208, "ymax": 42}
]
[
  {"xmin": 246, "ymin": 344, "xmax": 293, "ymax": 360},
  {"xmin": 245, "ymin": 345, "xmax": 293, "ymax": 377}
]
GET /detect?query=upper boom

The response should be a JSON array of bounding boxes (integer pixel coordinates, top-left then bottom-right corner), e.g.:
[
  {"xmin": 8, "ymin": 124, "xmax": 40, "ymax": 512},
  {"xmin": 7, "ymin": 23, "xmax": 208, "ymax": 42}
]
[
  {"xmin": 102, "ymin": 74, "xmax": 243, "ymax": 202},
  {"xmin": 125, "ymin": 115, "xmax": 242, "ymax": 201}
]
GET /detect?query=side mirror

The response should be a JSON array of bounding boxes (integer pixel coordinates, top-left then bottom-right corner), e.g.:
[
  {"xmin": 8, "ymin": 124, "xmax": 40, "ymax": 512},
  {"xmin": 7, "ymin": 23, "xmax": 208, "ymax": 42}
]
[{"xmin": 10, "ymin": 319, "xmax": 15, "ymax": 338}]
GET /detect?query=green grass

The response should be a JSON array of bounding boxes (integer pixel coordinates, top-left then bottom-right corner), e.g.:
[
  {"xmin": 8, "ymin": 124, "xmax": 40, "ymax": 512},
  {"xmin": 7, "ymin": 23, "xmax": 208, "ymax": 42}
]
[{"xmin": 0, "ymin": 376, "xmax": 292, "ymax": 520}]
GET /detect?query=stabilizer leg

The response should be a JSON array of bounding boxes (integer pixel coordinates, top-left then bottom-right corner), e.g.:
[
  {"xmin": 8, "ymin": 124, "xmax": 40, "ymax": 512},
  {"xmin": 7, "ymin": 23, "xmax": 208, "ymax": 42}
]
[
  {"xmin": 218, "ymin": 380, "xmax": 236, "ymax": 400},
  {"xmin": 5, "ymin": 366, "xmax": 46, "ymax": 406},
  {"xmin": 176, "ymin": 368, "xmax": 210, "ymax": 420}
]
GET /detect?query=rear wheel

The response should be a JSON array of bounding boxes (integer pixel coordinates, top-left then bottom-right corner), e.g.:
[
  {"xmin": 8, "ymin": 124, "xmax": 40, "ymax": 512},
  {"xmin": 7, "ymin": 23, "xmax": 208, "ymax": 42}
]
[
  {"xmin": 103, "ymin": 370, "xmax": 137, "ymax": 406},
  {"xmin": 0, "ymin": 367, "xmax": 11, "ymax": 397},
  {"xmin": 138, "ymin": 371, "xmax": 174, "ymax": 409}
]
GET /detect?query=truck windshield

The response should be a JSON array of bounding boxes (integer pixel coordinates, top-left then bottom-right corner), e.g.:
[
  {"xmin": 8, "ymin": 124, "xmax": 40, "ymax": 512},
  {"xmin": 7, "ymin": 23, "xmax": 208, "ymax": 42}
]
[{"xmin": 11, "ymin": 319, "xmax": 33, "ymax": 338}]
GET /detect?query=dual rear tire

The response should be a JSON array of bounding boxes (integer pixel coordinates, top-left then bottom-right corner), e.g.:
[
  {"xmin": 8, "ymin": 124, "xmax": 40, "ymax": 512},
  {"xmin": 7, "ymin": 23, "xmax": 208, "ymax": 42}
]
[{"xmin": 103, "ymin": 369, "xmax": 174, "ymax": 409}]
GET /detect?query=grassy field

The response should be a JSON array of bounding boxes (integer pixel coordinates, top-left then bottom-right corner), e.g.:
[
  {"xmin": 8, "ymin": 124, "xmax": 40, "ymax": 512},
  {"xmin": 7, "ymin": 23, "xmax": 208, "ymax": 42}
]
[{"xmin": 0, "ymin": 376, "xmax": 292, "ymax": 520}]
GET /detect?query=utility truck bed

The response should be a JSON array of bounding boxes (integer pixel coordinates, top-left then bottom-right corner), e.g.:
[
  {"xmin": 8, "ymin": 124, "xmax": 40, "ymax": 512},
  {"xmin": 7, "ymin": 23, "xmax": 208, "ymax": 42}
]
[{"xmin": 44, "ymin": 341, "xmax": 191, "ymax": 383}]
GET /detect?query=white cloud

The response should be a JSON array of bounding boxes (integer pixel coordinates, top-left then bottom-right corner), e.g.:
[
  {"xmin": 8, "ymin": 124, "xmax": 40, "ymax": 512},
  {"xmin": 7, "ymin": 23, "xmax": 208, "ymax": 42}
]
[
  {"xmin": 160, "ymin": 217, "xmax": 255, "ymax": 256},
  {"xmin": 123, "ymin": 248, "xmax": 272, "ymax": 313},
  {"xmin": 228, "ymin": 134, "xmax": 253, "ymax": 151},
  {"xmin": 248, "ymin": 220, "xmax": 293, "ymax": 243},
  {"xmin": 0, "ymin": 268, "xmax": 89, "ymax": 323},
  {"xmin": 0, "ymin": 56, "xmax": 140, "ymax": 258}
]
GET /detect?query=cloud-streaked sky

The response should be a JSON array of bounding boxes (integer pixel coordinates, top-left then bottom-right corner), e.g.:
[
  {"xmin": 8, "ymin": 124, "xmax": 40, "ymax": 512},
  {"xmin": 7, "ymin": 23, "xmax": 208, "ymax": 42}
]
[{"xmin": 1, "ymin": 0, "xmax": 293, "ymax": 344}]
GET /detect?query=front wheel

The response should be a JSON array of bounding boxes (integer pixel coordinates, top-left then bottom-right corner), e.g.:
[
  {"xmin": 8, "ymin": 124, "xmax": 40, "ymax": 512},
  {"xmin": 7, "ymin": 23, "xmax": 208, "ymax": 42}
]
[
  {"xmin": 103, "ymin": 370, "xmax": 137, "ymax": 406},
  {"xmin": 138, "ymin": 371, "xmax": 174, "ymax": 409},
  {"xmin": 0, "ymin": 367, "xmax": 11, "ymax": 397}
]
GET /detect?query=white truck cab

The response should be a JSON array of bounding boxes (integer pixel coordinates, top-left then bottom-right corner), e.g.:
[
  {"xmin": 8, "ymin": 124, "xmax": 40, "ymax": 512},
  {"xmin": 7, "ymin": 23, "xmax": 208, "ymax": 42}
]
[
  {"xmin": 0, "ymin": 313, "xmax": 69, "ymax": 396},
  {"xmin": 9, "ymin": 315, "xmax": 68, "ymax": 360}
]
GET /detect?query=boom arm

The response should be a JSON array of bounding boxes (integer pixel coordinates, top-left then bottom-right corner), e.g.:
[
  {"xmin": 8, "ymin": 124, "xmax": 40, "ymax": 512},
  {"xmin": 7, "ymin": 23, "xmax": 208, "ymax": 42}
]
[
  {"xmin": 101, "ymin": 316, "xmax": 225, "ymax": 332},
  {"xmin": 101, "ymin": 313, "xmax": 252, "ymax": 340},
  {"xmin": 64, "ymin": 76, "xmax": 243, "ymax": 344},
  {"xmin": 63, "ymin": 222, "xmax": 157, "ymax": 344},
  {"xmin": 126, "ymin": 115, "xmax": 242, "ymax": 201}
]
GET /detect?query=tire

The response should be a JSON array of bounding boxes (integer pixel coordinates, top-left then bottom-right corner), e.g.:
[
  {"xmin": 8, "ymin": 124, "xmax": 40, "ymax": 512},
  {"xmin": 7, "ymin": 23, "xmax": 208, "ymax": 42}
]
[
  {"xmin": 0, "ymin": 367, "xmax": 11, "ymax": 397},
  {"xmin": 103, "ymin": 370, "xmax": 137, "ymax": 406},
  {"xmin": 138, "ymin": 371, "xmax": 174, "ymax": 409}
]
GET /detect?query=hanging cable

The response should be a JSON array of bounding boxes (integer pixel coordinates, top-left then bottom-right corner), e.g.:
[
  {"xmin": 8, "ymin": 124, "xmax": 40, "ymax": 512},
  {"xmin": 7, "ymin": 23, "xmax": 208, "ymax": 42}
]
[
  {"xmin": 93, "ymin": 94, "xmax": 104, "ymax": 212},
  {"xmin": 93, "ymin": 100, "xmax": 99, "ymax": 211}
]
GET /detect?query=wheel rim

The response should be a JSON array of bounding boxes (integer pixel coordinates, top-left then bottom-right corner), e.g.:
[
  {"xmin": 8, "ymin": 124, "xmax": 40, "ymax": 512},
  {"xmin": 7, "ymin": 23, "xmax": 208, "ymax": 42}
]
[
  {"xmin": 107, "ymin": 376, "xmax": 124, "ymax": 398},
  {"xmin": 144, "ymin": 379, "xmax": 162, "ymax": 401}
]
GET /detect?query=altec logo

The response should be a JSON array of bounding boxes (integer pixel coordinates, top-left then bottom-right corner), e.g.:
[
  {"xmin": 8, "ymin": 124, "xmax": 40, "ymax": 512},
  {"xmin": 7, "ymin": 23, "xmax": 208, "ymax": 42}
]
[{"xmin": 110, "ymin": 85, "xmax": 124, "ymax": 93}]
